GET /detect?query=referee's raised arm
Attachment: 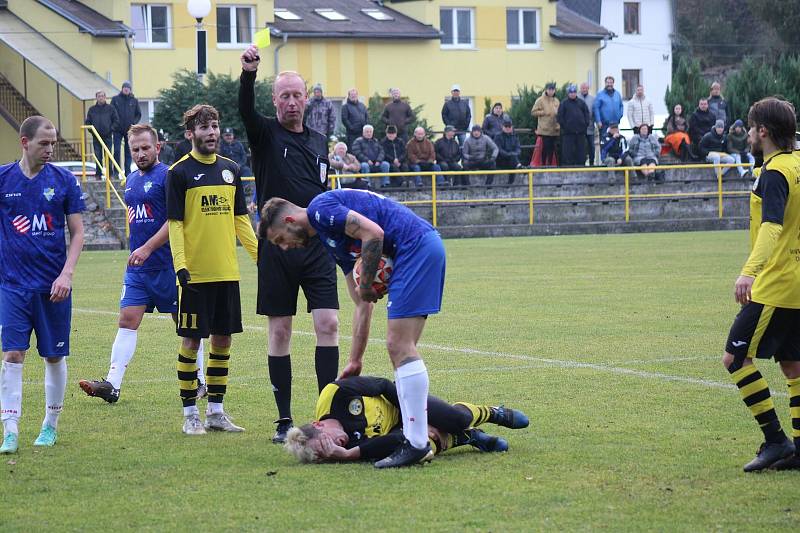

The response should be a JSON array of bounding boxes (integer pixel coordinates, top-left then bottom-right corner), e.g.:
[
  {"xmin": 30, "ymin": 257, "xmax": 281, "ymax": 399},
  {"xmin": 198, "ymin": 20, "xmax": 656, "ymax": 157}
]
[{"xmin": 239, "ymin": 45, "xmax": 265, "ymax": 144}]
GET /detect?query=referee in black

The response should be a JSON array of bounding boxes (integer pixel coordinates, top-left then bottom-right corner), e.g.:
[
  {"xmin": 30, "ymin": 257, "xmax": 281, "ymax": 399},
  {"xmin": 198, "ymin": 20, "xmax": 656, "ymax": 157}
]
[{"xmin": 239, "ymin": 46, "xmax": 340, "ymax": 443}]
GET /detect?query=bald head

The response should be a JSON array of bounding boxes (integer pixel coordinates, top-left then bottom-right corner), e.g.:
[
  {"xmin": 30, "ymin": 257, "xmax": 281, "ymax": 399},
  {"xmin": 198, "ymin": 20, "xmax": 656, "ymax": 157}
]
[{"xmin": 273, "ymin": 71, "xmax": 308, "ymax": 132}]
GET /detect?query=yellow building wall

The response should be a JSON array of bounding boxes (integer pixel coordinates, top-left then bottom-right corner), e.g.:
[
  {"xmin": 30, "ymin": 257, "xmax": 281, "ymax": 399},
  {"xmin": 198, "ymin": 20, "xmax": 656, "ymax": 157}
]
[
  {"xmin": 0, "ymin": 41, "xmax": 25, "ymax": 92},
  {"xmin": 0, "ymin": 119, "xmax": 20, "ymax": 163}
]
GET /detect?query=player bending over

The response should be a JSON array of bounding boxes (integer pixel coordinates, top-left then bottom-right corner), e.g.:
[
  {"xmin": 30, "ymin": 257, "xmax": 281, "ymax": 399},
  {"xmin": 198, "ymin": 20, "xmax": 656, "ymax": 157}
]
[
  {"xmin": 284, "ymin": 376, "xmax": 528, "ymax": 463},
  {"xmin": 79, "ymin": 124, "xmax": 206, "ymax": 403}
]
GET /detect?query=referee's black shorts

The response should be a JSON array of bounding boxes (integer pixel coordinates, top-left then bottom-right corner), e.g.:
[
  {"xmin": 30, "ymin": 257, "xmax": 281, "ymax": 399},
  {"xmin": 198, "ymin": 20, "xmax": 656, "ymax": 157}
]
[
  {"xmin": 257, "ymin": 238, "xmax": 339, "ymax": 316},
  {"xmin": 177, "ymin": 281, "xmax": 242, "ymax": 338}
]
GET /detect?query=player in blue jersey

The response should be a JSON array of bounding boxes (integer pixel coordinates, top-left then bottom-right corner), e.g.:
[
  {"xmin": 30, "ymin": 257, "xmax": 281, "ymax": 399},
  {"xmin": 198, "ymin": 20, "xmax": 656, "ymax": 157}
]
[
  {"xmin": 0, "ymin": 116, "xmax": 85, "ymax": 453},
  {"xmin": 260, "ymin": 189, "xmax": 446, "ymax": 468},
  {"xmin": 78, "ymin": 124, "xmax": 205, "ymax": 403}
]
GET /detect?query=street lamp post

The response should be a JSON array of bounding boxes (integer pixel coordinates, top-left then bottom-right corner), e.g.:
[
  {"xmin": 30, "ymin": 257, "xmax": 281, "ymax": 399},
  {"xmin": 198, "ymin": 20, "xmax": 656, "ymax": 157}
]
[{"xmin": 186, "ymin": 0, "xmax": 211, "ymax": 80}]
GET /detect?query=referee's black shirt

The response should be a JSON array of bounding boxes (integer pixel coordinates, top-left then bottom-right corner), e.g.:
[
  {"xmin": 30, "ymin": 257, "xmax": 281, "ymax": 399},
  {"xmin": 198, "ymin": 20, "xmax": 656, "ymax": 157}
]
[{"xmin": 239, "ymin": 70, "xmax": 330, "ymax": 209}]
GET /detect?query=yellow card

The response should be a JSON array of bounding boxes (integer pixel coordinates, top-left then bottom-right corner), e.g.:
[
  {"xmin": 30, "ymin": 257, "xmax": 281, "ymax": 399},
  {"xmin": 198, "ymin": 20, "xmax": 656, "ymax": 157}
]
[{"xmin": 254, "ymin": 28, "xmax": 270, "ymax": 48}]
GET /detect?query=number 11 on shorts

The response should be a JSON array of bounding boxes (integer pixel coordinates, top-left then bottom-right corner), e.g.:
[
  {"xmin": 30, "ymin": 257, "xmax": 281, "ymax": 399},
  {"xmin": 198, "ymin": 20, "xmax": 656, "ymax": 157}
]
[{"xmin": 181, "ymin": 313, "xmax": 198, "ymax": 329}]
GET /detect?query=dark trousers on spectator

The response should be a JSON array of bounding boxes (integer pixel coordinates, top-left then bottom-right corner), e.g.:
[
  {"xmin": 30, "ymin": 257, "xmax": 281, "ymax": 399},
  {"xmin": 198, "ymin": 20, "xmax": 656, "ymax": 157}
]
[
  {"xmin": 540, "ymin": 135, "xmax": 557, "ymax": 165},
  {"xmin": 112, "ymin": 131, "xmax": 132, "ymax": 177},
  {"xmin": 440, "ymin": 161, "xmax": 465, "ymax": 186},
  {"xmin": 497, "ymin": 155, "xmax": 522, "ymax": 184},
  {"xmin": 92, "ymin": 135, "xmax": 112, "ymax": 179},
  {"xmin": 585, "ymin": 134, "xmax": 595, "ymax": 165},
  {"xmin": 464, "ymin": 159, "xmax": 497, "ymax": 185},
  {"xmin": 560, "ymin": 133, "xmax": 585, "ymax": 166},
  {"xmin": 410, "ymin": 161, "xmax": 442, "ymax": 187},
  {"xmin": 387, "ymin": 163, "xmax": 408, "ymax": 187}
]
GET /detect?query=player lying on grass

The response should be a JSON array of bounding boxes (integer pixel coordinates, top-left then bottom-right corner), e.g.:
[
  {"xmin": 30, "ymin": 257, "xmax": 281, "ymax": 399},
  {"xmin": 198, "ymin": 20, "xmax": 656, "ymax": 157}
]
[{"xmin": 284, "ymin": 376, "xmax": 529, "ymax": 463}]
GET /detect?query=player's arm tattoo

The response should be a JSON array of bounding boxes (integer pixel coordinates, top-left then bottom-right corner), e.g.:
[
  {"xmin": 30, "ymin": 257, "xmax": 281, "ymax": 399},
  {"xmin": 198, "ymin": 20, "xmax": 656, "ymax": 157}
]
[
  {"xmin": 345, "ymin": 214, "xmax": 361, "ymax": 236},
  {"xmin": 359, "ymin": 238, "xmax": 383, "ymax": 288}
]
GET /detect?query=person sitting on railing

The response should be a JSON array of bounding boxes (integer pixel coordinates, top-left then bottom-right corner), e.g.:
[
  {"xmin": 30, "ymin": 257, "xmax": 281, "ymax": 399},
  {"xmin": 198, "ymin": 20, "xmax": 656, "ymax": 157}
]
[
  {"xmin": 406, "ymin": 127, "xmax": 441, "ymax": 188},
  {"xmin": 482, "ymin": 102, "xmax": 509, "ymax": 140},
  {"xmin": 329, "ymin": 142, "xmax": 365, "ymax": 190},
  {"xmin": 661, "ymin": 104, "xmax": 690, "ymax": 161},
  {"xmin": 600, "ymin": 123, "xmax": 632, "ymax": 167},
  {"xmin": 462, "ymin": 125, "xmax": 499, "ymax": 186},
  {"xmin": 628, "ymin": 124, "xmax": 661, "ymax": 181},
  {"xmin": 700, "ymin": 120, "xmax": 736, "ymax": 175},
  {"xmin": 84, "ymin": 90, "xmax": 119, "ymax": 179},
  {"xmin": 435, "ymin": 126, "xmax": 464, "ymax": 186},
  {"xmin": 351, "ymin": 125, "xmax": 391, "ymax": 189},
  {"xmin": 494, "ymin": 119, "xmax": 523, "ymax": 185},
  {"xmin": 726, "ymin": 119, "xmax": 755, "ymax": 178},
  {"xmin": 380, "ymin": 125, "xmax": 407, "ymax": 188}
]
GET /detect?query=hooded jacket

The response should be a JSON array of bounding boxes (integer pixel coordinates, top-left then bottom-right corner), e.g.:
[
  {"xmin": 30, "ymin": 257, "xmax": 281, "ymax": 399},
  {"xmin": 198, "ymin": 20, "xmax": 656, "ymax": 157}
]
[
  {"xmin": 532, "ymin": 94, "xmax": 560, "ymax": 136},
  {"xmin": 727, "ymin": 128, "xmax": 749, "ymax": 155}
]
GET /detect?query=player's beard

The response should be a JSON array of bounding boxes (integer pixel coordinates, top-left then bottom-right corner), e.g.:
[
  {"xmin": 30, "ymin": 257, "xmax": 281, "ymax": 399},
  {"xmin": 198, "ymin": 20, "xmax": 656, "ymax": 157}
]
[
  {"xmin": 136, "ymin": 156, "xmax": 157, "ymax": 172},
  {"xmin": 750, "ymin": 135, "xmax": 763, "ymax": 158},
  {"xmin": 288, "ymin": 225, "xmax": 310, "ymax": 247},
  {"xmin": 193, "ymin": 135, "xmax": 217, "ymax": 155}
]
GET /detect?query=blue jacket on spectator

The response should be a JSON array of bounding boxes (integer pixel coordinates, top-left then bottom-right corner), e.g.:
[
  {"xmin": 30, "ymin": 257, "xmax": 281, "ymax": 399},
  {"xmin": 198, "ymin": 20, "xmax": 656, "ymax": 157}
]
[
  {"xmin": 601, "ymin": 132, "xmax": 628, "ymax": 160},
  {"xmin": 493, "ymin": 131, "xmax": 521, "ymax": 159},
  {"xmin": 593, "ymin": 89, "xmax": 624, "ymax": 126},
  {"xmin": 351, "ymin": 136, "xmax": 386, "ymax": 163}
]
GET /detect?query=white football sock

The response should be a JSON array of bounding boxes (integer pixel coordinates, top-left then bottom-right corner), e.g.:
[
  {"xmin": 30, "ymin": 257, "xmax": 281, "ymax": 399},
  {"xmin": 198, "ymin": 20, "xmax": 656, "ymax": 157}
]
[
  {"xmin": 395, "ymin": 359, "xmax": 429, "ymax": 449},
  {"xmin": 183, "ymin": 405, "xmax": 199, "ymax": 417},
  {"xmin": 1, "ymin": 361, "xmax": 23, "ymax": 435},
  {"xmin": 207, "ymin": 401, "xmax": 223, "ymax": 415},
  {"xmin": 197, "ymin": 339, "xmax": 206, "ymax": 386},
  {"xmin": 44, "ymin": 358, "xmax": 67, "ymax": 429},
  {"xmin": 107, "ymin": 327, "xmax": 137, "ymax": 389}
]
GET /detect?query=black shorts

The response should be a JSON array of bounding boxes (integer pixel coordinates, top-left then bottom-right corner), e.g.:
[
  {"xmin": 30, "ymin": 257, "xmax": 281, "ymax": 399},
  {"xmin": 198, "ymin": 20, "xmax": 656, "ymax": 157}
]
[
  {"xmin": 725, "ymin": 302, "xmax": 800, "ymax": 361},
  {"xmin": 177, "ymin": 281, "xmax": 242, "ymax": 338},
  {"xmin": 257, "ymin": 238, "xmax": 339, "ymax": 316}
]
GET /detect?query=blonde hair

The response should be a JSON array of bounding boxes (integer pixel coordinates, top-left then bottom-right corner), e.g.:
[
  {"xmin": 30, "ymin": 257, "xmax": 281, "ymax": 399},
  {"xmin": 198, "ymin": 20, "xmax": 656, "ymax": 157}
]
[
  {"xmin": 127, "ymin": 123, "xmax": 158, "ymax": 143},
  {"xmin": 284, "ymin": 425, "xmax": 320, "ymax": 463}
]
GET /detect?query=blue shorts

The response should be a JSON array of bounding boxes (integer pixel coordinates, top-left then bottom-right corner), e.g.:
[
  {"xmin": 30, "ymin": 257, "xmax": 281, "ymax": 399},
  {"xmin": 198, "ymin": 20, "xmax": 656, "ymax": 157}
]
[
  {"xmin": 0, "ymin": 286, "xmax": 71, "ymax": 357},
  {"xmin": 120, "ymin": 268, "xmax": 178, "ymax": 313},
  {"xmin": 387, "ymin": 231, "xmax": 446, "ymax": 320}
]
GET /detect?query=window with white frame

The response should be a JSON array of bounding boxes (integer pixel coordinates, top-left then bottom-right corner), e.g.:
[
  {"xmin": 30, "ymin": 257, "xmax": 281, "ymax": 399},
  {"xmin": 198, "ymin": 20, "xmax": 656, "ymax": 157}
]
[
  {"xmin": 138, "ymin": 99, "xmax": 158, "ymax": 124},
  {"xmin": 440, "ymin": 8, "xmax": 474, "ymax": 49},
  {"xmin": 506, "ymin": 8, "xmax": 539, "ymax": 48},
  {"xmin": 217, "ymin": 5, "xmax": 255, "ymax": 47},
  {"xmin": 131, "ymin": 4, "xmax": 170, "ymax": 48}
]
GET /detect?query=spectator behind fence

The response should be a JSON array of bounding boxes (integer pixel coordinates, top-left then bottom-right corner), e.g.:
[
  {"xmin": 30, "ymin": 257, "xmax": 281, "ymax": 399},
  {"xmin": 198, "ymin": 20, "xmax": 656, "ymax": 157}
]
[
  {"xmin": 700, "ymin": 119, "xmax": 735, "ymax": 175},
  {"xmin": 305, "ymin": 83, "xmax": 336, "ymax": 138},
  {"xmin": 577, "ymin": 83, "xmax": 596, "ymax": 165},
  {"xmin": 661, "ymin": 104, "xmax": 691, "ymax": 161},
  {"xmin": 111, "ymin": 81, "xmax": 141, "ymax": 176},
  {"xmin": 726, "ymin": 119, "xmax": 755, "ymax": 177},
  {"xmin": 532, "ymin": 82, "xmax": 560, "ymax": 166},
  {"xmin": 382, "ymin": 88, "xmax": 415, "ymax": 141},
  {"xmin": 220, "ymin": 127, "xmax": 252, "ymax": 177},
  {"xmin": 329, "ymin": 142, "xmax": 365, "ymax": 189},
  {"xmin": 626, "ymin": 84, "xmax": 654, "ymax": 130},
  {"xmin": 406, "ymin": 127, "xmax": 440, "ymax": 187},
  {"xmin": 628, "ymin": 124, "xmax": 661, "ymax": 180},
  {"xmin": 441, "ymin": 84, "xmax": 471, "ymax": 145},
  {"xmin": 158, "ymin": 130, "xmax": 175, "ymax": 166},
  {"xmin": 352, "ymin": 125, "xmax": 390, "ymax": 188},
  {"xmin": 381, "ymin": 125, "xmax": 407, "ymax": 187},
  {"xmin": 557, "ymin": 84, "xmax": 591, "ymax": 167},
  {"xmin": 482, "ymin": 102, "xmax": 509, "ymax": 139},
  {"xmin": 462, "ymin": 125, "xmax": 498, "ymax": 186},
  {"xmin": 435, "ymin": 126, "xmax": 464, "ymax": 185},
  {"xmin": 708, "ymin": 81, "xmax": 728, "ymax": 127},
  {"xmin": 340, "ymin": 88, "xmax": 368, "ymax": 149},
  {"xmin": 689, "ymin": 98, "xmax": 716, "ymax": 159},
  {"xmin": 84, "ymin": 90, "xmax": 118, "ymax": 178},
  {"xmin": 600, "ymin": 123, "xmax": 632, "ymax": 167},
  {"xmin": 594, "ymin": 76, "xmax": 624, "ymax": 138},
  {"xmin": 494, "ymin": 119, "xmax": 523, "ymax": 185}
]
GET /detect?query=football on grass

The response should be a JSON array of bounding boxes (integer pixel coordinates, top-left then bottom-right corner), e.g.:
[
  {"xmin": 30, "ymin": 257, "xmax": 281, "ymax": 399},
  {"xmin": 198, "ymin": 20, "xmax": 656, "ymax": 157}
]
[{"xmin": 353, "ymin": 255, "xmax": 394, "ymax": 296}]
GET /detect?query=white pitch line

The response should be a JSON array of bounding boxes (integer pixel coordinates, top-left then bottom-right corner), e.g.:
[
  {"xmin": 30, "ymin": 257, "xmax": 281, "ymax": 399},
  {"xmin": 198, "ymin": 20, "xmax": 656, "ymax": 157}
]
[{"xmin": 73, "ymin": 307, "xmax": 784, "ymax": 397}]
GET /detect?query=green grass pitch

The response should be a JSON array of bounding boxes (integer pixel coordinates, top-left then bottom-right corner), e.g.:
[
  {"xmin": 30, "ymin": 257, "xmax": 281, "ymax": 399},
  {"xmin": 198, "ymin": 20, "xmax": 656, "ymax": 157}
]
[{"xmin": 2, "ymin": 230, "xmax": 799, "ymax": 531}]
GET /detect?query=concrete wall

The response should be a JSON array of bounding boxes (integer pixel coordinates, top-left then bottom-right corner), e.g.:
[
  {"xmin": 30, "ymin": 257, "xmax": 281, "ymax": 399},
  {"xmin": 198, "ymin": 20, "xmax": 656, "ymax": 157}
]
[{"xmin": 0, "ymin": 118, "xmax": 19, "ymax": 162}]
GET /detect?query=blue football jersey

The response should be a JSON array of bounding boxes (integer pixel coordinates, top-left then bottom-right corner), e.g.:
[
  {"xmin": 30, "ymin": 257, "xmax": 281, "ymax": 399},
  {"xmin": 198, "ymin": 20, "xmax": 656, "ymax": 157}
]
[
  {"xmin": 307, "ymin": 189, "xmax": 433, "ymax": 274},
  {"xmin": 0, "ymin": 162, "xmax": 86, "ymax": 292},
  {"xmin": 125, "ymin": 163, "xmax": 172, "ymax": 272}
]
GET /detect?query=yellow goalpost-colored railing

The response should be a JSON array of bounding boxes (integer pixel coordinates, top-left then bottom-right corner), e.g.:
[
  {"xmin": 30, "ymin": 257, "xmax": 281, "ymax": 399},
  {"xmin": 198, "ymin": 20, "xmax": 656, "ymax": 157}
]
[
  {"xmin": 80, "ymin": 125, "xmax": 129, "ymax": 237},
  {"xmin": 245, "ymin": 162, "xmax": 747, "ymax": 227}
]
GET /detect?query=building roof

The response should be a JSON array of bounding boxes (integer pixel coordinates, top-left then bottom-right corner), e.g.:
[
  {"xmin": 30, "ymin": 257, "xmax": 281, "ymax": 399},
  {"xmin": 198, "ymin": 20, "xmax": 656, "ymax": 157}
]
[
  {"xmin": 560, "ymin": 0, "xmax": 601, "ymax": 24},
  {"xmin": 36, "ymin": 0, "xmax": 130, "ymax": 37},
  {"xmin": 271, "ymin": 0, "xmax": 440, "ymax": 39},
  {"xmin": 0, "ymin": 10, "xmax": 118, "ymax": 100},
  {"xmin": 550, "ymin": 2, "xmax": 612, "ymax": 40}
]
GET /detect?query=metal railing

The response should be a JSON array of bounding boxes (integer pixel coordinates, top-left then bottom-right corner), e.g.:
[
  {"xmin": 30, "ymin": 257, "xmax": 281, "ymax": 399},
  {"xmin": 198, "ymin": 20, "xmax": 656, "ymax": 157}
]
[{"xmin": 80, "ymin": 125, "xmax": 129, "ymax": 237}]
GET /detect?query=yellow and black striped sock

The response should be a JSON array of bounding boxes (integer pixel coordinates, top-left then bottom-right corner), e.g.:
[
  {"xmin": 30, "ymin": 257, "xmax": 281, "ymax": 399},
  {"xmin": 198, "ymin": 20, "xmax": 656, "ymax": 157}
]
[
  {"xmin": 177, "ymin": 344, "xmax": 199, "ymax": 407},
  {"xmin": 207, "ymin": 344, "xmax": 231, "ymax": 405},
  {"xmin": 731, "ymin": 365, "xmax": 784, "ymax": 443},
  {"xmin": 787, "ymin": 377, "xmax": 800, "ymax": 449},
  {"xmin": 454, "ymin": 402, "xmax": 492, "ymax": 427}
]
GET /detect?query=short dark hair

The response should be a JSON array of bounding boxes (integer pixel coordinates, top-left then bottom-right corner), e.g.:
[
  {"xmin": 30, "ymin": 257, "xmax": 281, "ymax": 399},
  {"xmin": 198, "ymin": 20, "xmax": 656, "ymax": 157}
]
[
  {"xmin": 258, "ymin": 197, "xmax": 298, "ymax": 240},
  {"xmin": 19, "ymin": 115, "xmax": 54, "ymax": 139},
  {"xmin": 127, "ymin": 123, "xmax": 158, "ymax": 143},
  {"xmin": 605, "ymin": 76, "xmax": 615, "ymax": 83},
  {"xmin": 748, "ymin": 97, "xmax": 797, "ymax": 152},
  {"xmin": 182, "ymin": 104, "xmax": 219, "ymax": 131}
]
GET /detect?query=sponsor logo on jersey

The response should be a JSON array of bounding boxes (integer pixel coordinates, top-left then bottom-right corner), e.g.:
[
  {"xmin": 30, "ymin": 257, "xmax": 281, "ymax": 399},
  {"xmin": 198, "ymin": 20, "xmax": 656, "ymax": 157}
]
[
  {"xmin": 31, "ymin": 213, "xmax": 54, "ymax": 232},
  {"xmin": 12, "ymin": 214, "xmax": 30, "ymax": 234},
  {"xmin": 43, "ymin": 187, "xmax": 55, "ymax": 201},
  {"xmin": 193, "ymin": 173, "xmax": 205, "ymax": 181},
  {"xmin": 326, "ymin": 238, "xmax": 336, "ymax": 248},
  {"xmin": 128, "ymin": 203, "xmax": 154, "ymax": 223},
  {"xmin": 348, "ymin": 398, "xmax": 364, "ymax": 416},
  {"xmin": 315, "ymin": 211, "xmax": 320, "ymax": 222},
  {"xmin": 200, "ymin": 194, "xmax": 230, "ymax": 214},
  {"xmin": 144, "ymin": 181, "xmax": 153, "ymax": 193},
  {"xmin": 731, "ymin": 341, "xmax": 748, "ymax": 347},
  {"xmin": 4, "ymin": 192, "xmax": 21, "ymax": 198},
  {"xmin": 222, "ymin": 169, "xmax": 234, "ymax": 184}
]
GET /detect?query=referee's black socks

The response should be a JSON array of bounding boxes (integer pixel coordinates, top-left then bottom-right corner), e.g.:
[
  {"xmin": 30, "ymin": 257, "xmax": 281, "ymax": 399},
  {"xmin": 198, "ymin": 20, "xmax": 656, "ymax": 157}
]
[
  {"xmin": 268, "ymin": 355, "xmax": 292, "ymax": 420},
  {"xmin": 314, "ymin": 346, "xmax": 339, "ymax": 393}
]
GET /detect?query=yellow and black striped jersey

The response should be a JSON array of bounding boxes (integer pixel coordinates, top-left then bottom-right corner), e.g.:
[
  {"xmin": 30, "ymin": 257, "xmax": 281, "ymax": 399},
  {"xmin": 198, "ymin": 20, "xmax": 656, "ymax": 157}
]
[{"xmin": 166, "ymin": 151, "xmax": 248, "ymax": 283}]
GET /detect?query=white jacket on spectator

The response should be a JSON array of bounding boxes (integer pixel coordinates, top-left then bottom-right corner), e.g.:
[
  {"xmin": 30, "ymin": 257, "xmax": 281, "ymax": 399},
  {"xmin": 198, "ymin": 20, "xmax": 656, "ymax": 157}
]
[{"xmin": 627, "ymin": 95, "xmax": 654, "ymax": 128}]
